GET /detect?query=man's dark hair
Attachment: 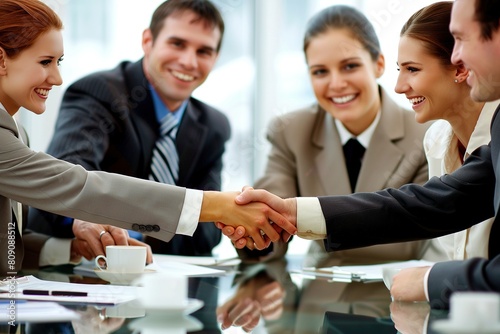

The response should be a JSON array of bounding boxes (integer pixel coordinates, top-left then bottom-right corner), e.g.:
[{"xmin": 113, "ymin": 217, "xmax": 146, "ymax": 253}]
[
  {"xmin": 149, "ymin": 0, "xmax": 224, "ymax": 52},
  {"xmin": 474, "ymin": 0, "xmax": 500, "ymax": 40}
]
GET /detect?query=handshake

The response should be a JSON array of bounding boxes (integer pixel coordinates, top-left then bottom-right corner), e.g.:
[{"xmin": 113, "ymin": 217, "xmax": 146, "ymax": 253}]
[{"xmin": 211, "ymin": 186, "xmax": 298, "ymax": 250}]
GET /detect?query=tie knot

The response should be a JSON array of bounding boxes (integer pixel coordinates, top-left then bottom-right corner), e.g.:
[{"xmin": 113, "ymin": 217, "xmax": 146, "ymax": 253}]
[
  {"xmin": 160, "ymin": 113, "xmax": 178, "ymax": 137},
  {"xmin": 344, "ymin": 138, "xmax": 365, "ymax": 156}
]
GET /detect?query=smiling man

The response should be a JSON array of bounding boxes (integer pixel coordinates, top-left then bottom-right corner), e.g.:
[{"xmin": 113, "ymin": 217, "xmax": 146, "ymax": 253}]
[
  {"xmin": 28, "ymin": 0, "xmax": 230, "ymax": 262},
  {"xmin": 449, "ymin": 0, "xmax": 500, "ymax": 103}
]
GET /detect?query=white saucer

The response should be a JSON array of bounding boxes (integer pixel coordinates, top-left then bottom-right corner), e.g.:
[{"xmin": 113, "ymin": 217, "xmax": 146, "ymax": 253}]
[
  {"xmin": 94, "ymin": 268, "xmax": 156, "ymax": 285},
  {"xmin": 128, "ymin": 314, "xmax": 203, "ymax": 332},
  {"xmin": 432, "ymin": 319, "xmax": 500, "ymax": 334},
  {"xmin": 140, "ymin": 298, "xmax": 204, "ymax": 317}
]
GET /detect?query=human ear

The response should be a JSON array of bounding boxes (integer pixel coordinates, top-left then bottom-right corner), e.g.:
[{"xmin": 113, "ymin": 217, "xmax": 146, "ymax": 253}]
[
  {"xmin": 454, "ymin": 63, "xmax": 469, "ymax": 83},
  {"xmin": 375, "ymin": 53, "xmax": 385, "ymax": 78},
  {"xmin": 0, "ymin": 48, "xmax": 7, "ymax": 76},
  {"xmin": 141, "ymin": 29, "xmax": 154, "ymax": 55}
]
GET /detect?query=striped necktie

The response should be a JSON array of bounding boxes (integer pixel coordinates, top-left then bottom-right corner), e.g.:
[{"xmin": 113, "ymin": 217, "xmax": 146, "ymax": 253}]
[{"xmin": 149, "ymin": 112, "xmax": 179, "ymax": 185}]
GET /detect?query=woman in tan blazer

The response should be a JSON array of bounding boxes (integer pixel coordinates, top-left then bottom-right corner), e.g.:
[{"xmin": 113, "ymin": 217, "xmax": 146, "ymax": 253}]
[
  {"xmin": 0, "ymin": 0, "xmax": 294, "ymax": 276},
  {"xmin": 216, "ymin": 5, "xmax": 430, "ymax": 331}
]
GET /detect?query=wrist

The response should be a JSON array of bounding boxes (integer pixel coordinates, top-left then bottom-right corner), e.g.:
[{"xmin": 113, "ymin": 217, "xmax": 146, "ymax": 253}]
[
  {"xmin": 69, "ymin": 239, "xmax": 82, "ymax": 264},
  {"xmin": 200, "ymin": 191, "xmax": 230, "ymax": 222}
]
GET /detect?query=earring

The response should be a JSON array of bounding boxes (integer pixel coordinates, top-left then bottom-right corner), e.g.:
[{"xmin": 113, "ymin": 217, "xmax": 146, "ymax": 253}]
[{"xmin": 454, "ymin": 79, "xmax": 459, "ymax": 83}]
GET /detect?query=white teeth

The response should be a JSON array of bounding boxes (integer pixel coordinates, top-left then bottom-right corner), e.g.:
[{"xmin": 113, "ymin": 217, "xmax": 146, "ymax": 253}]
[
  {"xmin": 332, "ymin": 94, "xmax": 356, "ymax": 104},
  {"xmin": 35, "ymin": 89, "xmax": 49, "ymax": 96},
  {"xmin": 172, "ymin": 70, "xmax": 194, "ymax": 82},
  {"xmin": 409, "ymin": 97, "xmax": 425, "ymax": 105}
]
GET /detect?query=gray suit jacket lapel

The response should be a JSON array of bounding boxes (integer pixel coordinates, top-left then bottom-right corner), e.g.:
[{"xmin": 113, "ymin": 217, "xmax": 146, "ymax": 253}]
[
  {"xmin": 313, "ymin": 108, "xmax": 352, "ymax": 195},
  {"xmin": 358, "ymin": 89, "xmax": 406, "ymax": 192}
]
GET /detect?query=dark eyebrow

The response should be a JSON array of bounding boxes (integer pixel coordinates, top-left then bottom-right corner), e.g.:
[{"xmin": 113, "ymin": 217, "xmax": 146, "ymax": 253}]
[
  {"xmin": 167, "ymin": 36, "xmax": 216, "ymax": 53},
  {"xmin": 397, "ymin": 61, "xmax": 422, "ymax": 67},
  {"xmin": 341, "ymin": 57, "xmax": 362, "ymax": 63}
]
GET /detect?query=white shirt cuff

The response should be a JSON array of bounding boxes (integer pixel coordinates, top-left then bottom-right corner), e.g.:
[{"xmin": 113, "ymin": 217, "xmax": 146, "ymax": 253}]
[
  {"xmin": 423, "ymin": 266, "xmax": 432, "ymax": 301},
  {"xmin": 175, "ymin": 189, "xmax": 203, "ymax": 236},
  {"xmin": 39, "ymin": 238, "xmax": 72, "ymax": 267},
  {"xmin": 296, "ymin": 197, "xmax": 327, "ymax": 240}
]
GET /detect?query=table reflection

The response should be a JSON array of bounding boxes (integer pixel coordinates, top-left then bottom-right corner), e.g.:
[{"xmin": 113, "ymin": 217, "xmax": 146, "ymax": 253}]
[{"xmin": 0, "ymin": 256, "xmax": 456, "ymax": 334}]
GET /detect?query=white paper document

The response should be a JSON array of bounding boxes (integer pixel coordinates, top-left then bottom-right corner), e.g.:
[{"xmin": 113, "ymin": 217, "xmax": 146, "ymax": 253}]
[
  {"xmin": 150, "ymin": 255, "xmax": 228, "ymax": 276},
  {"xmin": 151, "ymin": 254, "xmax": 241, "ymax": 267},
  {"xmin": 0, "ymin": 301, "xmax": 80, "ymax": 322},
  {"xmin": 0, "ymin": 276, "xmax": 137, "ymax": 305},
  {"xmin": 296, "ymin": 260, "xmax": 435, "ymax": 282}
]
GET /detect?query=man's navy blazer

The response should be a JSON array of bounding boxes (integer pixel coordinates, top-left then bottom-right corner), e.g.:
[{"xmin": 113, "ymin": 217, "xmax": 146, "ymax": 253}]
[
  {"xmin": 319, "ymin": 103, "xmax": 500, "ymax": 308},
  {"xmin": 28, "ymin": 59, "xmax": 231, "ymax": 256}
]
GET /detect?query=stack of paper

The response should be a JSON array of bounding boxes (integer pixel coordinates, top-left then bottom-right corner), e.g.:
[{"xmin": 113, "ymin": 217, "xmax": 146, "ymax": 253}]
[
  {"xmin": 0, "ymin": 301, "xmax": 79, "ymax": 322},
  {"xmin": 0, "ymin": 276, "xmax": 137, "ymax": 305},
  {"xmin": 294, "ymin": 260, "xmax": 435, "ymax": 282}
]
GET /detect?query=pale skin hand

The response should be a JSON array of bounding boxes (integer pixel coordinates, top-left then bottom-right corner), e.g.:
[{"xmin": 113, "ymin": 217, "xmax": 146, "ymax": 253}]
[
  {"xmin": 216, "ymin": 277, "xmax": 285, "ymax": 332},
  {"xmin": 390, "ymin": 301, "xmax": 430, "ymax": 334},
  {"xmin": 216, "ymin": 187, "xmax": 298, "ymax": 249},
  {"xmin": 390, "ymin": 267, "xmax": 430, "ymax": 302},
  {"xmin": 71, "ymin": 306, "xmax": 125, "ymax": 334},
  {"xmin": 71, "ymin": 220, "xmax": 153, "ymax": 263},
  {"xmin": 201, "ymin": 191, "xmax": 297, "ymax": 250},
  {"xmin": 214, "ymin": 223, "xmax": 285, "ymax": 250}
]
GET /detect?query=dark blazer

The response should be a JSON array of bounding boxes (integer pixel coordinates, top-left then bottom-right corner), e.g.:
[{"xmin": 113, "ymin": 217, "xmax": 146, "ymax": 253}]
[
  {"xmin": 28, "ymin": 59, "xmax": 230, "ymax": 256},
  {"xmin": 317, "ymin": 104, "xmax": 500, "ymax": 308}
]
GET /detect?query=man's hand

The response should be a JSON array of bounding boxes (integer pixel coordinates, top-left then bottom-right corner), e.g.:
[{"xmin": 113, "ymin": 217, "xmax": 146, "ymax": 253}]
[
  {"xmin": 71, "ymin": 306, "xmax": 125, "ymax": 334},
  {"xmin": 216, "ymin": 275, "xmax": 285, "ymax": 332},
  {"xmin": 201, "ymin": 191, "xmax": 297, "ymax": 250},
  {"xmin": 215, "ymin": 222, "xmax": 285, "ymax": 251},
  {"xmin": 390, "ymin": 266, "xmax": 430, "ymax": 302},
  {"xmin": 215, "ymin": 187, "xmax": 297, "ymax": 249},
  {"xmin": 72, "ymin": 220, "xmax": 153, "ymax": 263},
  {"xmin": 390, "ymin": 301, "xmax": 430, "ymax": 334}
]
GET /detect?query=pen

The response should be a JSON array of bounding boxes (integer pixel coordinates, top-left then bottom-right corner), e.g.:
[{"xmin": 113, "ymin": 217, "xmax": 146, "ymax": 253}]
[
  {"xmin": 22, "ymin": 289, "xmax": 88, "ymax": 297},
  {"xmin": 301, "ymin": 267, "xmax": 366, "ymax": 280}
]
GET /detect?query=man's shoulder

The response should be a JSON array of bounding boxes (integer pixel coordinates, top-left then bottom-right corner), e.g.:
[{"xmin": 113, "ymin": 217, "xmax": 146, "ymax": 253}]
[
  {"xmin": 67, "ymin": 60, "xmax": 142, "ymax": 95},
  {"xmin": 188, "ymin": 97, "xmax": 228, "ymax": 121}
]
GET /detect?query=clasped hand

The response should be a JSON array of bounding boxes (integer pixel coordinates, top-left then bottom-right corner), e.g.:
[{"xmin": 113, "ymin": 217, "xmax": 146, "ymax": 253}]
[
  {"xmin": 216, "ymin": 275, "xmax": 285, "ymax": 332},
  {"xmin": 215, "ymin": 187, "xmax": 297, "ymax": 250}
]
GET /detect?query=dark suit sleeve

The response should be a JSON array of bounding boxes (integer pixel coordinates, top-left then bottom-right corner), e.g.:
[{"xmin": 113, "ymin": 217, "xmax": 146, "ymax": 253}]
[
  {"xmin": 320, "ymin": 144, "xmax": 495, "ymax": 251},
  {"xmin": 427, "ymin": 257, "xmax": 500, "ymax": 309}
]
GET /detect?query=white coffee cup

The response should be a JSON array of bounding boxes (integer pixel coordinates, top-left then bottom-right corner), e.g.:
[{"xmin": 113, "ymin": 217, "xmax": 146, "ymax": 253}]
[
  {"xmin": 449, "ymin": 292, "xmax": 500, "ymax": 327},
  {"xmin": 95, "ymin": 245, "xmax": 147, "ymax": 273},
  {"xmin": 132, "ymin": 273, "xmax": 188, "ymax": 309}
]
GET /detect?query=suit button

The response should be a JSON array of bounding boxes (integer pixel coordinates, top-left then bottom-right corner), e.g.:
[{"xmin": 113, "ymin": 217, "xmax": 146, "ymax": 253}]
[
  {"xmin": 153, "ymin": 225, "xmax": 160, "ymax": 232},
  {"xmin": 132, "ymin": 224, "xmax": 140, "ymax": 231},
  {"xmin": 139, "ymin": 224, "xmax": 146, "ymax": 232},
  {"xmin": 146, "ymin": 225, "xmax": 153, "ymax": 232}
]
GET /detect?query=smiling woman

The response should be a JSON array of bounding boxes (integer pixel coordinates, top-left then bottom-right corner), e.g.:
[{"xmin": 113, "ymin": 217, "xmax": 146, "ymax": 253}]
[
  {"xmin": 230, "ymin": 4, "xmax": 430, "ymax": 304},
  {"xmin": 395, "ymin": 1, "xmax": 499, "ymax": 263},
  {"xmin": 1, "ymin": 30, "xmax": 63, "ymax": 116},
  {"xmin": 0, "ymin": 0, "xmax": 63, "ymax": 116}
]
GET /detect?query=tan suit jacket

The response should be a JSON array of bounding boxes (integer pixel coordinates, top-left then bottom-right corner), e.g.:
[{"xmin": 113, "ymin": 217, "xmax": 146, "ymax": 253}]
[
  {"xmin": 0, "ymin": 109, "xmax": 185, "ymax": 275},
  {"xmin": 252, "ymin": 87, "xmax": 430, "ymax": 267}
]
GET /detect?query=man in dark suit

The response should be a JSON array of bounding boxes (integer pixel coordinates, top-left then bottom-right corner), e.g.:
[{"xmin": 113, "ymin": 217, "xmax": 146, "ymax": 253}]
[
  {"xmin": 28, "ymin": 0, "xmax": 230, "ymax": 260},
  {"xmin": 227, "ymin": 0, "xmax": 500, "ymax": 309}
]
